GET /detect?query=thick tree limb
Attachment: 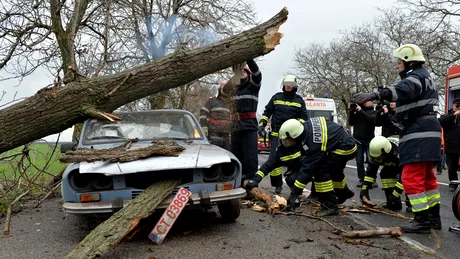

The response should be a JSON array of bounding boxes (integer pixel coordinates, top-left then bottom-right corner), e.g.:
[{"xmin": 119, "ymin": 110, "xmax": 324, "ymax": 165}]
[
  {"xmin": 60, "ymin": 140, "xmax": 185, "ymax": 163},
  {"xmin": 0, "ymin": 7, "xmax": 288, "ymax": 154},
  {"xmin": 64, "ymin": 178, "xmax": 181, "ymax": 259}
]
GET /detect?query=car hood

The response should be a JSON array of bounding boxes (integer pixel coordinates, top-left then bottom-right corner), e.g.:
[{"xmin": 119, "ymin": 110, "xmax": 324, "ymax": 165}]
[{"xmin": 78, "ymin": 143, "xmax": 233, "ymax": 175}]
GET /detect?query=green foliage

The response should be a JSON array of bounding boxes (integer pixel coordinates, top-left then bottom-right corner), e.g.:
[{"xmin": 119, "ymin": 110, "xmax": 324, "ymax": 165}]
[{"xmin": 0, "ymin": 143, "xmax": 66, "ymax": 181}]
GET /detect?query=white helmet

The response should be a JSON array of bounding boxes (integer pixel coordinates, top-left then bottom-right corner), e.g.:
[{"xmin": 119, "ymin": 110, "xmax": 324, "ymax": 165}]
[
  {"xmin": 279, "ymin": 119, "xmax": 305, "ymax": 147},
  {"xmin": 369, "ymin": 136, "xmax": 392, "ymax": 158},
  {"xmin": 281, "ymin": 75, "xmax": 298, "ymax": 92},
  {"xmin": 392, "ymin": 44, "xmax": 426, "ymax": 62}
]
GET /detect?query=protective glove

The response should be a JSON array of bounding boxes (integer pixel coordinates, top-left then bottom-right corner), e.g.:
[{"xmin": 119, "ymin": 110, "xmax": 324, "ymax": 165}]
[
  {"xmin": 353, "ymin": 92, "xmax": 380, "ymax": 104},
  {"xmin": 258, "ymin": 126, "xmax": 266, "ymax": 138},
  {"xmin": 244, "ymin": 175, "xmax": 262, "ymax": 191},
  {"xmin": 287, "ymin": 193, "xmax": 301, "ymax": 210},
  {"xmin": 359, "ymin": 189, "xmax": 376, "ymax": 207},
  {"xmin": 202, "ymin": 126, "xmax": 208, "ymax": 136}
]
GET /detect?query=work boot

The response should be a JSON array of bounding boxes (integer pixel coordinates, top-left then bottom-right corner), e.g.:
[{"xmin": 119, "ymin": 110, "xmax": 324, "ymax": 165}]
[
  {"xmin": 401, "ymin": 210, "xmax": 431, "ymax": 234},
  {"xmin": 336, "ymin": 187, "xmax": 354, "ymax": 205},
  {"xmin": 383, "ymin": 189, "xmax": 402, "ymax": 211},
  {"xmin": 315, "ymin": 207, "xmax": 339, "ymax": 217},
  {"xmin": 274, "ymin": 186, "xmax": 283, "ymax": 195},
  {"xmin": 428, "ymin": 204, "xmax": 442, "ymax": 230}
]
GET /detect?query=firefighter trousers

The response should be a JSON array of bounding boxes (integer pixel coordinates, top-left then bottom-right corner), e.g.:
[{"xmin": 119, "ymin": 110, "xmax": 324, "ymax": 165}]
[
  {"xmin": 402, "ymin": 162, "xmax": 440, "ymax": 213},
  {"xmin": 231, "ymin": 130, "xmax": 258, "ymax": 181},
  {"xmin": 268, "ymin": 134, "xmax": 283, "ymax": 187},
  {"xmin": 314, "ymin": 153, "xmax": 354, "ymax": 210}
]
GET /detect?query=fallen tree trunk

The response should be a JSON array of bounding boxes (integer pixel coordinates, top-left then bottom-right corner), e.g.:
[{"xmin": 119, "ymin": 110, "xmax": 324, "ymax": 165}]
[
  {"xmin": 60, "ymin": 140, "xmax": 185, "ymax": 163},
  {"xmin": 0, "ymin": 8, "xmax": 288, "ymax": 154},
  {"xmin": 340, "ymin": 227, "xmax": 403, "ymax": 238},
  {"xmin": 65, "ymin": 178, "xmax": 181, "ymax": 259}
]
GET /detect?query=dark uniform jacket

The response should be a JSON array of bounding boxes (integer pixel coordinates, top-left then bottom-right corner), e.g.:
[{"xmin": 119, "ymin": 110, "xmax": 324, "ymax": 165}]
[
  {"xmin": 380, "ymin": 65, "xmax": 441, "ymax": 165},
  {"xmin": 348, "ymin": 106, "xmax": 377, "ymax": 143},
  {"xmin": 439, "ymin": 109, "xmax": 460, "ymax": 154},
  {"xmin": 199, "ymin": 97, "xmax": 231, "ymax": 134},
  {"xmin": 223, "ymin": 60, "xmax": 262, "ymax": 132},
  {"xmin": 255, "ymin": 144, "xmax": 304, "ymax": 179},
  {"xmin": 260, "ymin": 92, "xmax": 309, "ymax": 135},
  {"xmin": 376, "ymin": 111, "xmax": 401, "ymax": 137},
  {"xmin": 293, "ymin": 117, "xmax": 357, "ymax": 192}
]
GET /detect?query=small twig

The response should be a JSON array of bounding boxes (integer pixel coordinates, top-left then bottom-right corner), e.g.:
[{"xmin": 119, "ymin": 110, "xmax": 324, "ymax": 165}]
[
  {"xmin": 277, "ymin": 211, "xmax": 346, "ymax": 233},
  {"xmin": 361, "ymin": 206, "xmax": 412, "ymax": 220},
  {"xmin": 35, "ymin": 180, "xmax": 62, "ymax": 208},
  {"xmin": 106, "ymin": 73, "xmax": 132, "ymax": 97},
  {"xmin": 3, "ymin": 190, "xmax": 30, "ymax": 236},
  {"xmin": 0, "ymin": 151, "xmax": 24, "ymax": 161}
]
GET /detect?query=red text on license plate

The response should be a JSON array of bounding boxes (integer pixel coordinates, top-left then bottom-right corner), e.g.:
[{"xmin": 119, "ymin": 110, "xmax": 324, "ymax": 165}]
[{"xmin": 149, "ymin": 187, "xmax": 192, "ymax": 244}]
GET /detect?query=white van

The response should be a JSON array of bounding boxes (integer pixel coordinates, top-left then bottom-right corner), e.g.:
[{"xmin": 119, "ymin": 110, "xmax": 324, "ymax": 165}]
[{"xmin": 304, "ymin": 97, "xmax": 338, "ymax": 123}]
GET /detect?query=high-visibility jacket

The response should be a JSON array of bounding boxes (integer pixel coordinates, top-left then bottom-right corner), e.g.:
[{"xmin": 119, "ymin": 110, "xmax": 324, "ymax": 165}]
[
  {"xmin": 259, "ymin": 92, "xmax": 308, "ymax": 136},
  {"xmin": 222, "ymin": 60, "xmax": 262, "ymax": 131},
  {"xmin": 380, "ymin": 65, "xmax": 441, "ymax": 165},
  {"xmin": 292, "ymin": 117, "xmax": 357, "ymax": 193},
  {"xmin": 255, "ymin": 144, "xmax": 304, "ymax": 179}
]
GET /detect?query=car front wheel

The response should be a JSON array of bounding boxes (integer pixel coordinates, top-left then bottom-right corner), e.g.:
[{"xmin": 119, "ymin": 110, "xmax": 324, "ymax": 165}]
[{"xmin": 217, "ymin": 199, "xmax": 241, "ymax": 222}]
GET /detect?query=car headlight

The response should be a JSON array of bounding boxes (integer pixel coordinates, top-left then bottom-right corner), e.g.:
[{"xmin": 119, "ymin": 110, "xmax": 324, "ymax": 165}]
[
  {"xmin": 69, "ymin": 170, "xmax": 91, "ymax": 190},
  {"xmin": 203, "ymin": 162, "xmax": 237, "ymax": 182},
  {"xmin": 92, "ymin": 174, "xmax": 113, "ymax": 190},
  {"xmin": 69, "ymin": 171, "xmax": 113, "ymax": 191}
]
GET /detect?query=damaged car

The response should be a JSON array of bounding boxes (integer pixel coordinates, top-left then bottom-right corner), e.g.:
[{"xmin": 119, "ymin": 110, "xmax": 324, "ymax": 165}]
[{"xmin": 60, "ymin": 109, "xmax": 245, "ymax": 222}]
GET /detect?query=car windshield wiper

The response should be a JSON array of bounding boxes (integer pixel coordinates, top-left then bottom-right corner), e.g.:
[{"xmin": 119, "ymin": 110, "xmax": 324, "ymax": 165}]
[{"xmin": 87, "ymin": 136, "xmax": 125, "ymax": 140}]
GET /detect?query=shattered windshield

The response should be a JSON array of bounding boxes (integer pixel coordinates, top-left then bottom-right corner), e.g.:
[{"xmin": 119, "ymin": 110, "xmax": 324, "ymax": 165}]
[{"xmin": 82, "ymin": 111, "xmax": 203, "ymax": 144}]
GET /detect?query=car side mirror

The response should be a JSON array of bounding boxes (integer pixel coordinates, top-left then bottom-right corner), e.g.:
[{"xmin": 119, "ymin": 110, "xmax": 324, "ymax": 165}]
[
  {"xmin": 209, "ymin": 136, "xmax": 224, "ymax": 147},
  {"xmin": 60, "ymin": 142, "xmax": 76, "ymax": 153}
]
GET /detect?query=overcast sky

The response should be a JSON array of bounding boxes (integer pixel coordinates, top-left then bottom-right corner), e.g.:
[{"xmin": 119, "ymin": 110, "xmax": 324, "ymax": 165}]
[{"xmin": 0, "ymin": 0, "xmax": 397, "ymax": 141}]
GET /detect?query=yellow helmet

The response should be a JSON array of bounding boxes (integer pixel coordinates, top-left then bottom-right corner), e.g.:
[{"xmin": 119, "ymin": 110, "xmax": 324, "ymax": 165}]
[
  {"xmin": 392, "ymin": 44, "xmax": 426, "ymax": 62},
  {"xmin": 369, "ymin": 136, "xmax": 392, "ymax": 158}
]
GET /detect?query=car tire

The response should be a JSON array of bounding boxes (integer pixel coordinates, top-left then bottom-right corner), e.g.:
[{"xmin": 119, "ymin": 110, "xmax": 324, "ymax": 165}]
[{"xmin": 217, "ymin": 199, "xmax": 241, "ymax": 222}]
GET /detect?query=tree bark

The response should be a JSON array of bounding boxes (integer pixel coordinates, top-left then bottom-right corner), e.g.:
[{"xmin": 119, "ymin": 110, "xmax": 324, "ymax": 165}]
[
  {"xmin": 340, "ymin": 227, "xmax": 403, "ymax": 238},
  {"xmin": 0, "ymin": 7, "xmax": 288, "ymax": 154},
  {"xmin": 64, "ymin": 178, "xmax": 181, "ymax": 259}
]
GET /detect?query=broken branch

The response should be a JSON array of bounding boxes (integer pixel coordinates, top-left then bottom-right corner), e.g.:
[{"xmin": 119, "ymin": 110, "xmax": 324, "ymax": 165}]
[
  {"xmin": 340, "ymin": 227, "xmax": 403, "ymax": 238},
  {"xmin": 277, "ymin": 211, "xmax": 346, "ymax": 233}
]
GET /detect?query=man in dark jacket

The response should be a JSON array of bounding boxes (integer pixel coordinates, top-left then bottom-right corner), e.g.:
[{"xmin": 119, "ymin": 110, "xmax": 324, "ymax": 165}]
[
  {"xmin": 258, "ymin": 75, "xmax": 309, "ymax": 194},
  {"xmin": 348, "ymin": 101, "xmax": 377, "ymax": 186},
  {"xmin": 439, "ymin": 98, "xmax": 460, "ymax": 192},
  {"xmin": 377, "ymin": 102, "xmax": 402, "ymax": 137},
  {"xmin": 199, "ymin": 81, "xmax": 231, "ymax": 150},
  {"xmin": 223, "ymin": 60, "xmax": 262, "ymax": 183},
  {"xmin": 354, "ymin": 44, "xmax": 442, "ymax": 234}
]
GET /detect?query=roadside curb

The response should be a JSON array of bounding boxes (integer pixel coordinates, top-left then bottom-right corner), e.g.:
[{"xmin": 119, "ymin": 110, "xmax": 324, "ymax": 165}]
[{"xmin": 345, "ymin": 212, "xmax": 441, "ymax": 258}]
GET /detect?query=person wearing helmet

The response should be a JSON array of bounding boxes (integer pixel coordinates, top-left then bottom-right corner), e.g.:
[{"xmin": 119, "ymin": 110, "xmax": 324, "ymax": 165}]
[
  {"xmin": 199, "ymin": 80, "xmax": 231, "ymax": 150},
  {"xmin": 221, "ymin": 59, "xmax": 262, "ymax": 184},
  {"xmin": 258, "ymin": 75, "xmax": 309, "ymax": 194},
  {"xmin": 244, "ymin": 135, "xmax": 306, "ymax": 194},
  {"xmin": 279, "ymin": 118, "xmax": 356, "ymax": 216},
  {"xmin": 360, "ymin": 136, "xmax": 413, "ymax": 212},
  {"xmin": 354, "ymin": 44, "xmax": 441, "ymax": 233}
]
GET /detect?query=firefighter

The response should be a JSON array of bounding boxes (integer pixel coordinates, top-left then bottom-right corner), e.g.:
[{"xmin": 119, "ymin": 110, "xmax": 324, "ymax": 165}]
[
  {"xmin": 359, "ymin": 136, "xmax": 412, "ymax": 212},
  {"xmin": 280, "ymin": 118, "xmax": 356, "ymax": 216},
  {"xmin": 258, "ymin": 75, "xmax": 309, "ymax": 194},
  {"xmin": 199, "ymin": 81, "xmax": 231, "ymax": 150},
  {"xmin": 354, "ymin": 44, "xmax": 442, "ymax": 233},
  {"xmin": 222, "ymin": 60, "xmax": 262, "ymax": 182}
]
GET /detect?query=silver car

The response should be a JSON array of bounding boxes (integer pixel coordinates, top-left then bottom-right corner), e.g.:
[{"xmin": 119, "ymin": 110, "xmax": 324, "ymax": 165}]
[{"xmin": 60, "ymin": 109, "xmax": 245, "ymax": 222}]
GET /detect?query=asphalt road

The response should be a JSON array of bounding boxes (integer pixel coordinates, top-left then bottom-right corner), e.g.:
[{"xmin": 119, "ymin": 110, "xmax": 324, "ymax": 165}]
[
  {"xmin": 0, "ymin": 153, "xmax": 432, "ymax": 259},
  {"xmin": 340, "ymin": 159, "xmax": 460, "ymax": 259}
]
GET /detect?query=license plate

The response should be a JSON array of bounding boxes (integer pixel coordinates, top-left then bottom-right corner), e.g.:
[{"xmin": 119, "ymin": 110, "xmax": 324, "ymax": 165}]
[{"xmin": 149, "ymin": 187, "xmax": 192, "ymax": 245}]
